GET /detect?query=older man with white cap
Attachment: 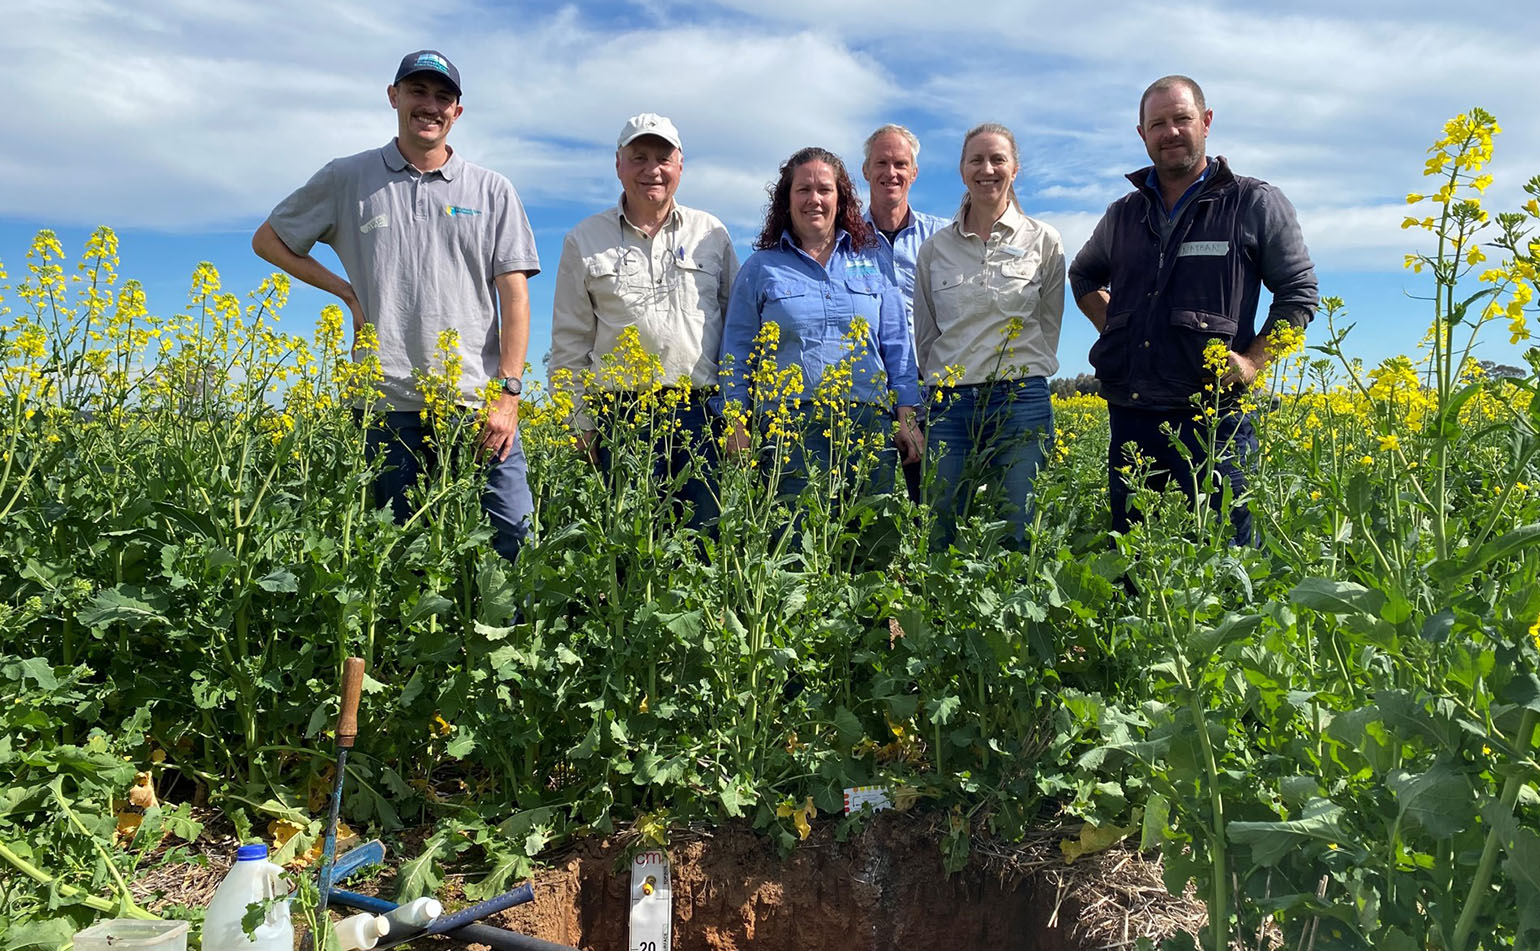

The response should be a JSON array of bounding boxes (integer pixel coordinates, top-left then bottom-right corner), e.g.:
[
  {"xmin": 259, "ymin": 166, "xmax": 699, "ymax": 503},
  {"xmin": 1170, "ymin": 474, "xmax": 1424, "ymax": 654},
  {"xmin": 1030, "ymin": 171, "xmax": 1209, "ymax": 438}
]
[{"xmin": 547, "ymin": 113, "xmax": 739, "ymax": 529}]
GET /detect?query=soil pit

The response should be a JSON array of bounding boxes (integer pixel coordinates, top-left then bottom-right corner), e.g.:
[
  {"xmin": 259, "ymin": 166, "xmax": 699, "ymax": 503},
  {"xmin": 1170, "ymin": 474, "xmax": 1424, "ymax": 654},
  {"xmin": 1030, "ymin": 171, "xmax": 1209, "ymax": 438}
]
[
  {"xmin": 130, "ymin": 811, "xmax": 1201, "ymax": 950},
  {"xmin": 481, "ymin": 814, "xmax": 1190, "ymax": 951}
]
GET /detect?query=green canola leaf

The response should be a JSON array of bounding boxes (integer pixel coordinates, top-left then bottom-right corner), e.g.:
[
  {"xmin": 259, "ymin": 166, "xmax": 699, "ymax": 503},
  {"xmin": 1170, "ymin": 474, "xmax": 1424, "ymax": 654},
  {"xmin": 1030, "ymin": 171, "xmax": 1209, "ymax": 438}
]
[
  {"xmin": 462, "ymin": 843, "xmax": 532, "ymax": 902},
  {"xmin": 1140, "ymin": 792, "xmax": 1171, "ymax": 851},
  {"xmin": 255, "ymin": 569, "xmax": 298, "ymax": 593},
  {"xmin": 833, "ymin": 707, "xmax": 864, "ymax": 747},
  {"xmin": 395, "ymin": 830, "xmax": 451, "ymax": 902},
  {"xmin": 1289, "ymin": 578, "xmax": 1385, "ymax": 616},
  {"xmin": 927, "ymin": 694, "xmax": 961, "ymax": 726},
  {"xmin": 13, "ymin": 657, "xmax": 60, "ymax": 691},
  {"xmin": 445, "ymin": 726, "xmax": 478, "ymax": 758},
  {"xmin": 1387, "ymin": 761, "xmax": 1475, "ymax": 838},
  {"xmin": 1185, "ymin": 611, "xmax": 1263, "ymax": 659},
  {"xmin": 1478, "ymin": 797, "xmax": 1540, "ymax": 894},
  {"xmin": 4, "ymin": 917, "xmax": 81, "ymax": 951},
  {"xmin": 1430, "ymin": 523, "xmax": 1540, "ymax": 585},
  {"xmin": 76, "ymin": 587, "xmax": 167, "ymax": 630},
  {"xmin": 1500, "ymin": 672, "xmax": 1540, "ymax": 713},
  {"xmin": 1228, "ymin": 799, "xmax": 1354, "ymax": 866}
]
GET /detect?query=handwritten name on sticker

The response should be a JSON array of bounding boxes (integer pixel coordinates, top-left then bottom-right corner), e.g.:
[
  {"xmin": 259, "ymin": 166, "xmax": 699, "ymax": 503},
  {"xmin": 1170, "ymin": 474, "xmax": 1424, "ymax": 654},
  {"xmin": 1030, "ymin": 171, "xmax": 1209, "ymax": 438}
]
[
  {"xmin": 1176, "ymin": 241, "xmax": 1229, "ymax": 257},
  {"xmin": 360, "ymin": 214, "xmax": 389, "ymax": 234}
]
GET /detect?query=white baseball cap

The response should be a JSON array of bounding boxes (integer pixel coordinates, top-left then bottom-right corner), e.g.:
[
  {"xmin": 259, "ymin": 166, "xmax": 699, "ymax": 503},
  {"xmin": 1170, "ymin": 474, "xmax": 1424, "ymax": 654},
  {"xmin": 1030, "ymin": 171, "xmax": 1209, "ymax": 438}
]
[{"xmin": 617, "ymin": 113, "xmax": 682, "ymax": 151}]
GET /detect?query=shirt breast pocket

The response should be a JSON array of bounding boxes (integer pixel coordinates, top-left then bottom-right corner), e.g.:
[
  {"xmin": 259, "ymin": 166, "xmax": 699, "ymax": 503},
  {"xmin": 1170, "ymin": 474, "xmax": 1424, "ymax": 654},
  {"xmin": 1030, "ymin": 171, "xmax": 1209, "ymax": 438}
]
[
  {"xmin": 843, "ymin": 275, "xmax": 885, "ymax": 315},
  {"xmin": 673, "ymin": 255, "xmax": 720, "ymax": 312},
  {"xmin": 998, "ymin": 256, "xmax": 1043, "ymax": 311},
  {"xmin": 587, "ymin": 254, "xmax": 645, "ymax": 307}
]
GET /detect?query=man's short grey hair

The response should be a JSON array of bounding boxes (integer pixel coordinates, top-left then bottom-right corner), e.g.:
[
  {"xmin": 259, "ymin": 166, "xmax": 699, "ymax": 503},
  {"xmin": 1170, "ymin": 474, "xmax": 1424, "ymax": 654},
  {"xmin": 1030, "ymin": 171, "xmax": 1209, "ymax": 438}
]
[
  {"xmin": 863, "ymin": 124, "xmax": 921, "ymax": 165},
  {"xmin": 1139, "ymin": 75, "xmax": 1206, "ymax": 126}
]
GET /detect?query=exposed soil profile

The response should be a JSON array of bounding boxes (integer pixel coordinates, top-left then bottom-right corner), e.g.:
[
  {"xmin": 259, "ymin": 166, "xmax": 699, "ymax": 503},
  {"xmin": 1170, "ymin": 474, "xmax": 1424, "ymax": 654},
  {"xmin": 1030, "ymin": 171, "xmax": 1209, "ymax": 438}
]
[
  {"xmin": 130, "ymin": 810, "xmax": 1200, "ymax": 950},
  {"xmin": 487, "ymin": 814, "xmax": 1162, "ymax": 951}
]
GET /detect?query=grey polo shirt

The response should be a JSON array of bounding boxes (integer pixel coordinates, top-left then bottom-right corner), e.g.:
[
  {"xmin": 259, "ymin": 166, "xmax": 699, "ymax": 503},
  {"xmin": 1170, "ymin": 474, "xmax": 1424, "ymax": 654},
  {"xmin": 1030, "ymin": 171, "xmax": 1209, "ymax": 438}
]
[{"xmin": 266, "ymin": 140, "xmax": 540, "ymax": 410}]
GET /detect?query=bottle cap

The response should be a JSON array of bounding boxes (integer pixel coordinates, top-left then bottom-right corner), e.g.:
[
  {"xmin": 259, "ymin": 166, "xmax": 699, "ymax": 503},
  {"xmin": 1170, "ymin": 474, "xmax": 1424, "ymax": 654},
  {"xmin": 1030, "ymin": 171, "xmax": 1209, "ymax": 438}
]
[{"xmin": 236, "ymin": 844, "xmax": 268, "ymax": 861}]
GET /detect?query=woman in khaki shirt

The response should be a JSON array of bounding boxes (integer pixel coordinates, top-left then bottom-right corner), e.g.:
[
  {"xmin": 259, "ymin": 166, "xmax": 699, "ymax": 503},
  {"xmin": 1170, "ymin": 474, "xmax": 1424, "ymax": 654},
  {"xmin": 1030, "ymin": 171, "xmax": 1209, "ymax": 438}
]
[{"xmin": 912, "ymin": 123, "xmax": 1066, "ymax": 547}]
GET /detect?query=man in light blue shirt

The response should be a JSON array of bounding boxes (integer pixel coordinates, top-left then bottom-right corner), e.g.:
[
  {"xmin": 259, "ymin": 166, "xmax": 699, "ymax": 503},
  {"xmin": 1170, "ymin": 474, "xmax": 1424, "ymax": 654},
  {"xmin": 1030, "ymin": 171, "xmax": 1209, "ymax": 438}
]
[
  {"xmin": 861, "ymin": 124, "xmax": 948, "ymax": 320},
  {"xmin": 861, "ymin": 124, "xmax": 946, "ymax": 498}
]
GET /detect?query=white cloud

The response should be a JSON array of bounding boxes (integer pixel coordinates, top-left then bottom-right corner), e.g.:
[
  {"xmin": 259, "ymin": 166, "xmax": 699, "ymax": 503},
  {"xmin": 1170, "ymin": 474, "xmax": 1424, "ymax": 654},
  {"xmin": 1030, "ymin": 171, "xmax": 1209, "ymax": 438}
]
[
  {"xmin": 1, "ymin": 3, "xmax": 893, "ymax": 232},
  {"xmin": 5, "ymin": 0, "xmax": 1538, "ymax": 286}
]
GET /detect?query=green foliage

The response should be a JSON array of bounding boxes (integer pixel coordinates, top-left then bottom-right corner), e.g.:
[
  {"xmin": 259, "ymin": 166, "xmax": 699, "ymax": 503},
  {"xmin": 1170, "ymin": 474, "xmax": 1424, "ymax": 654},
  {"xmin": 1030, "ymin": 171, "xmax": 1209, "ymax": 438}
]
[{"xmin": 1, "ymin": 107, "xmax": 1539, "ymax": 951}]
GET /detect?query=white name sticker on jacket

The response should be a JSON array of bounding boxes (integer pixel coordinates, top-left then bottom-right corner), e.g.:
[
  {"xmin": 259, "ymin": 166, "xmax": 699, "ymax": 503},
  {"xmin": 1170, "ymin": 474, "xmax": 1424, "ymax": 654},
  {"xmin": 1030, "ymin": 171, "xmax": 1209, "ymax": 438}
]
[{"xmin": 1176, "ymin": 240, "xmax": 1229, "ymax": 257}]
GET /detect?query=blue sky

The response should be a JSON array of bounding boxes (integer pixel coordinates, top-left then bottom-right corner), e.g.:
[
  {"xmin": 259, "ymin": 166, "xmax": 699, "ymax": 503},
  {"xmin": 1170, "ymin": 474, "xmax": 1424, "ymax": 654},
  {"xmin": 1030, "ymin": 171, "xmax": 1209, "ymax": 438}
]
[{"xmin": 5, "ymin": 0, "xmax": 1537, "ymax": 381}]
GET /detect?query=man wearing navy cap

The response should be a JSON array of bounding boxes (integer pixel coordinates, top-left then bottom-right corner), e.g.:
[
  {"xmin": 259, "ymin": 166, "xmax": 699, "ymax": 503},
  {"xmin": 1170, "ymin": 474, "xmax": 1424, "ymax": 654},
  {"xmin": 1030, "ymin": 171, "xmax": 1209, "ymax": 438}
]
[{"xmin": 253, "ymin": 50, "xmax": 540, "ymax": 562}]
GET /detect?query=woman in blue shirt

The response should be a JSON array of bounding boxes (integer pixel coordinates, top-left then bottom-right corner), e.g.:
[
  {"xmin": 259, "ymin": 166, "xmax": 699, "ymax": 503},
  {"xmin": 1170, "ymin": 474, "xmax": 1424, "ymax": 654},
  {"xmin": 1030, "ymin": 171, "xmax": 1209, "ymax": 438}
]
[{"xmin": 719, "ymin": 147, "xmax": 923, "ymax": 499}]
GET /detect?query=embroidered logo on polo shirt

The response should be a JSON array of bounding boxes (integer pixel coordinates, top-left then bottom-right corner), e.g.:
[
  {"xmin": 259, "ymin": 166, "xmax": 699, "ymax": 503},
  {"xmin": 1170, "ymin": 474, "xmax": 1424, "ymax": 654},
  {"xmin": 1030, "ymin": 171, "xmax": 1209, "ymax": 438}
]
[
  {"xmin": 1176, "ymin": 241, "xmax": 1229, "ymax": 257},
  {"xmin": 444, "ymin": 205, "xmax": 482, "ymax": 217},
  {"xmin": 360, "ymin": 214, "xmax": 389, "ymax": 234}
]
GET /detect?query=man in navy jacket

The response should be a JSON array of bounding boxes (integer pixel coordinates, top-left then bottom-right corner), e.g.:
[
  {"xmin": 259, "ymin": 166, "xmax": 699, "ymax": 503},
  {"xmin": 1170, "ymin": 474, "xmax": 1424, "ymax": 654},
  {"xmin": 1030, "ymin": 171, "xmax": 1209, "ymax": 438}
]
[{"xmin": 1068, "ymin": 75, "xmax": 1317, "ymax": 544}]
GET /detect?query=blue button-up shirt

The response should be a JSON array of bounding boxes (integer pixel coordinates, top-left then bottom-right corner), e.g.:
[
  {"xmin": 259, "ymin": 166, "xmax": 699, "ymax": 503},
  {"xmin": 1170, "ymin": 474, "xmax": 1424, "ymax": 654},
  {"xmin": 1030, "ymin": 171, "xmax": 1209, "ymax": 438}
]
[
  {"xmin": 1145, "ymin": 163, "xmax": 1212, "ymax": 222},
  {"xmin": 864, "ymin": 206, "xmax": 948, "ymax": 312},
  {"xmin": 718, "ymin": 230, "xmax": 919, "ymax": 410}
]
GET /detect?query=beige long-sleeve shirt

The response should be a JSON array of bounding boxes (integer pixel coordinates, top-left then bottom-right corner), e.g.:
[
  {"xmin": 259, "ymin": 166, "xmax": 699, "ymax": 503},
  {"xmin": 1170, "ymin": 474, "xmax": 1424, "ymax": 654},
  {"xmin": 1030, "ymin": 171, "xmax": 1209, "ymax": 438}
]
[
  {"xmin": 548, "ymin": 200, "xmax": 739, "ymax": 429},
  {"xmin": 913, "ymin": 200, "xmax": 1065, "ymax": 385}
]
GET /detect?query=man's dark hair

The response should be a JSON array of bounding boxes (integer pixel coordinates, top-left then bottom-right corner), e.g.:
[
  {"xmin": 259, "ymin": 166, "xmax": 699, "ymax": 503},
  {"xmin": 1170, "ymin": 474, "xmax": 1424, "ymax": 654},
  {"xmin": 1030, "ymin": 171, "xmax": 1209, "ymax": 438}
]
[{"xmin": 1139, "ymin": 75, "xmax": 1205, "ymax": 126}]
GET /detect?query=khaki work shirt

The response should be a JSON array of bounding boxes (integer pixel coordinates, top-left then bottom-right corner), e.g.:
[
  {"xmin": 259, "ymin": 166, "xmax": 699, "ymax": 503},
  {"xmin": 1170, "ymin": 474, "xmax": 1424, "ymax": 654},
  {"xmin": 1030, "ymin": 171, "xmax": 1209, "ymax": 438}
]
[
  {"xmin": 913, "ymin": 201, "xmax": 1065, "ymax": 385},
  {"xmin": 548, "ymin": 200, "xmax": 738, "ymax": 430}
]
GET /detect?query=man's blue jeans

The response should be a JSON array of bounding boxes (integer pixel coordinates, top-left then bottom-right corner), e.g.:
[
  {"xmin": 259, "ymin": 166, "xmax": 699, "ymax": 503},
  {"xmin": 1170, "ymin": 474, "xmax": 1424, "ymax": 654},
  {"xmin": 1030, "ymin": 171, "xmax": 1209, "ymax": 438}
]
[
  {"xmin": 1106, "ymin": 404, "xmax": 1257, "ymax": 546},
  {"xmin": 363, "ymin": 410, "xmax": 532, "ymax": 562},
  {"xmin": 927, "ymin": 377, "xmax": 1053, "ymax": 547},
  {"xmin": 594, "ymin": 391, "xmax": 721, "ymax": 531}
]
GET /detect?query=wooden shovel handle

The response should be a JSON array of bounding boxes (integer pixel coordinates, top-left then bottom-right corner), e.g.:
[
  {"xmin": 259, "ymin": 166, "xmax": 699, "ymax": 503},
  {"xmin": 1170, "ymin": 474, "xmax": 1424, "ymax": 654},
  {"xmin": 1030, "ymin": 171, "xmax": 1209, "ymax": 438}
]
[{"xmin": 337, "ymin": 656, "xmax": 365, "ymax": 748}]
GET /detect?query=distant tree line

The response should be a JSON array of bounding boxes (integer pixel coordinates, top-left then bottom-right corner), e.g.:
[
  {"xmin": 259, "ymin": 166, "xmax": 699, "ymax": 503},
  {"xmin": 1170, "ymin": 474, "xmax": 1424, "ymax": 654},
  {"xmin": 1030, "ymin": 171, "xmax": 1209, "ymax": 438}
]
[
  {"xmin": 1047, "ymin": 362, "xmax": 1523, "ymax": 401},
  {"xmin": 1049, "ymin": 373, "xmax": 1102, "ymax": 398}
]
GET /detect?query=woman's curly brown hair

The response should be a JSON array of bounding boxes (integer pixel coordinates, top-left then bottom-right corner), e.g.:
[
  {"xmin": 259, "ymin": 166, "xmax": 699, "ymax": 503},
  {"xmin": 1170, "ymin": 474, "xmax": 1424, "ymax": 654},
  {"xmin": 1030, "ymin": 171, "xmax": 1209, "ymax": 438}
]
[{"xmin": 753, "ymin": 147, "xmax": 875, "ymax": 252}]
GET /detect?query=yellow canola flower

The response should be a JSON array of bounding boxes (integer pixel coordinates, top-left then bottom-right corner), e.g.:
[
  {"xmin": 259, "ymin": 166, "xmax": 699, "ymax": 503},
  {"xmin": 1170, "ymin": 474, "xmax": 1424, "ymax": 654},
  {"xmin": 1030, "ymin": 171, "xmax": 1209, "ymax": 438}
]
[
  {"xmin": 775, "ymin": 796, "xmax": 817, "ymax": 841},
  {"xmin": 1202, "ymin": 338, "xmax": 1230, "ymax": 378},
  {"xmin": 1377, "ymin": 433, "xmax": 1400, "ymax": 452}
]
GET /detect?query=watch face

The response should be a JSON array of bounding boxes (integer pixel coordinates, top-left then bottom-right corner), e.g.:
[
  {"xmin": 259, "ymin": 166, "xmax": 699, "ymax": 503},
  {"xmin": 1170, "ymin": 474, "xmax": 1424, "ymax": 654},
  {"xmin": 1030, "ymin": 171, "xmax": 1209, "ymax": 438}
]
[{"xmin": 502, "ymin": 377, "xmax": 523, "ymax": 396}]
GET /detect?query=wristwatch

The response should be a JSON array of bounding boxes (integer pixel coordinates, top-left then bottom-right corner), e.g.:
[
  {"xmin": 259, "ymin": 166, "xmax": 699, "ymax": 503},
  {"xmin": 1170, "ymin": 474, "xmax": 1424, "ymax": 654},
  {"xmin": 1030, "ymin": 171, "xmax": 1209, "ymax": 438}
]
[{"xmin": 497, "ymin": 376, "xmax": 523, "ymax": 397}]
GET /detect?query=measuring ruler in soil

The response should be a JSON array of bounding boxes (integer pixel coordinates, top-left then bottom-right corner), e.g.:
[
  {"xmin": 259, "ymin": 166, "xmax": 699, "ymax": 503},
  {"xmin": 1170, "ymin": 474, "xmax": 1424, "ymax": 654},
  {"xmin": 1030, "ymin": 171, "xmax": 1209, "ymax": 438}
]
[{"xmin": 628, "ymin": 850, "xmax": 671, "ymax": 951}]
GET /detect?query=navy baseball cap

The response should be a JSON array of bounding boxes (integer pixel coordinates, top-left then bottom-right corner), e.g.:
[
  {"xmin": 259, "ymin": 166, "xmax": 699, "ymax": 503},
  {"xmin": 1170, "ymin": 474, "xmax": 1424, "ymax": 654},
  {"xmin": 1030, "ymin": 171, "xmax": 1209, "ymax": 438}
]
[{"xmin": 393, "ymin": 50, "xmax": 462, "ymax": 97}]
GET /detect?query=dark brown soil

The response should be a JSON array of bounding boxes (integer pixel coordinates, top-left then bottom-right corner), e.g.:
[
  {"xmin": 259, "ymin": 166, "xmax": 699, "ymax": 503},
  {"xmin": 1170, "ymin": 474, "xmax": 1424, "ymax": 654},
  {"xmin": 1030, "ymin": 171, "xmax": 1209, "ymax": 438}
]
[
  {"xmin": 131, "ymin": 809, "xmax": 1202, "ymax": 950},
  {"xmin": 488, "ymin": 814, "xmax": 1111, "ymax": 951}
]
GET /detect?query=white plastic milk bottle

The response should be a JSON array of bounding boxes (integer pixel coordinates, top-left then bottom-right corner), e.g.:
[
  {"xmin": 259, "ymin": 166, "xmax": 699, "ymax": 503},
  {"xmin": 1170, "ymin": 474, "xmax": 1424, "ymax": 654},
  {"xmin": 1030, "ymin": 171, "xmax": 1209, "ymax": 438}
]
[{"xmin": 202, "ymin": 844, "xmax": 294, "ymax": 951}]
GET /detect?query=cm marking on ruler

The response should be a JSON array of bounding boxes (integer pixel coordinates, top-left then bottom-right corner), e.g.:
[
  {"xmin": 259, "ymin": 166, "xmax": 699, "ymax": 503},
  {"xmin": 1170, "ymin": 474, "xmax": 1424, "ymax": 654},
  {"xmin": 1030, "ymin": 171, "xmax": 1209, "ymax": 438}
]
[{"xmin": 629, "ymin": 849, "xmax": 671, "ymax": 951}]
